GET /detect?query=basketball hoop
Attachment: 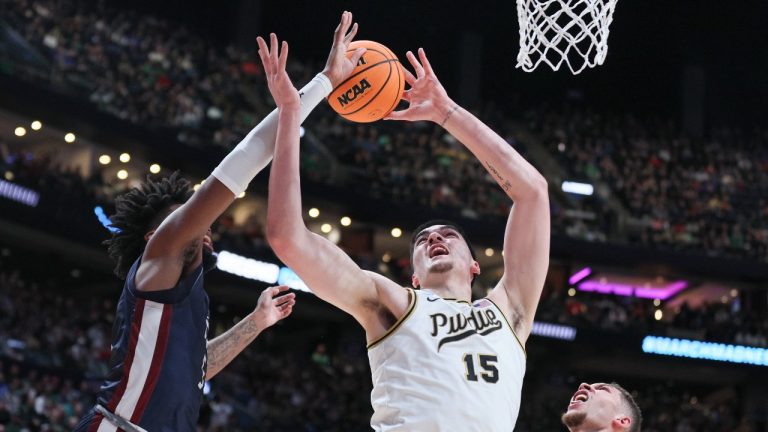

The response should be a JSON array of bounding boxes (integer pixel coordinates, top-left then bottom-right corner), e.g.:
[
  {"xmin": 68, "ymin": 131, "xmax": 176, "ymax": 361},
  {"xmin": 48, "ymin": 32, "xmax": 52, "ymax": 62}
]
[{"xmin": 516, "ymin": 0, "xmax": 618, "ymax": 75}]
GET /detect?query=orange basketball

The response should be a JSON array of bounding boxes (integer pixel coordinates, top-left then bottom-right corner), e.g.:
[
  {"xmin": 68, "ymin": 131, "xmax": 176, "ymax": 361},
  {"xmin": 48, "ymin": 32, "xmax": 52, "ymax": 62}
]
[{"xmin": 328, "ymin": 40, "xmax": 405, "ymax": 123}]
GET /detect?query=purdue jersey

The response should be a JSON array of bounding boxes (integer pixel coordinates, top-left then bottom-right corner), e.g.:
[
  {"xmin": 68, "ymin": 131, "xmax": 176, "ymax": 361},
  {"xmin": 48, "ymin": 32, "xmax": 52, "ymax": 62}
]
[{"xmin": 368, "ymin": 288, "xmax": 526, "ymax": 432}]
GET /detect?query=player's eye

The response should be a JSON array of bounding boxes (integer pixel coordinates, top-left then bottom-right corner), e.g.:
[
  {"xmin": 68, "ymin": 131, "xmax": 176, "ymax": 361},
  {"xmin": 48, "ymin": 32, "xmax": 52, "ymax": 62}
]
[{"xmin": 416, "ymin": 237, "xmax": 426, "ymax": 245}]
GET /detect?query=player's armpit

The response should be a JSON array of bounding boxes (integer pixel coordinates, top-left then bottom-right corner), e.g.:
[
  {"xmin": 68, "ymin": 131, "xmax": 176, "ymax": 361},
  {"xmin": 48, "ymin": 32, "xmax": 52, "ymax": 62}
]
[{"xmin": 488, "ymin": 195, "xmax": 550, "ymax": 344}]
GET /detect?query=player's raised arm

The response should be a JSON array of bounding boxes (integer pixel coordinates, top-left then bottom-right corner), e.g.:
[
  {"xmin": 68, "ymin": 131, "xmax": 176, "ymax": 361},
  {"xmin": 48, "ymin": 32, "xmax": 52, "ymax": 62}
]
[
  {"xmin": 133, "ymin": 16, "xmax": 362, "ymax": 294},
  {"xmin": 386, "ymin": 48, "xmax": 550, "ymax": 344},
  {"xmin": 260, "ymin": 23, "xmax": 408, "ymax": 336}
]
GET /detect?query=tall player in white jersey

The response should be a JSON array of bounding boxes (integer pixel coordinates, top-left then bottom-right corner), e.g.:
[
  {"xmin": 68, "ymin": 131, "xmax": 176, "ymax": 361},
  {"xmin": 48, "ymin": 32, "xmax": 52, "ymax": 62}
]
[{"xmin": 259, "ymin": 15, "xmax": 550, "ymax": 431}]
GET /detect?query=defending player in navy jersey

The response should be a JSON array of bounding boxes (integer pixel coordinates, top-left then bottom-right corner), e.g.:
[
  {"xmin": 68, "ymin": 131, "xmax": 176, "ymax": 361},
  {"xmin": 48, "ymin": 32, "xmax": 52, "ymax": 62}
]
[
  {"xmin": 74, "ymin": 12, "xmax": 366, "ymax": 432},
  {"xmin": 261, "ymin": 24, "xmax": 550, "ymax": 431}
]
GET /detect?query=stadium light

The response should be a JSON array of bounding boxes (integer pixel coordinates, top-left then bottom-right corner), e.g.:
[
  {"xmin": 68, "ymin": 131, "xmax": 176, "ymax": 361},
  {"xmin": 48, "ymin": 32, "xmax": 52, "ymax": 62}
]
[
  {"xmin": 116, "ymin": 169, "xmax": 128, "ymax": 180},
  {"xmin": 149, "ymin": 163, "xmax": 161, "ymax": 174},
  {"xmin": 119, "ymin": 152, "xmax": 131, "ymax": 163},
  {"xmin": 0, "ymin": 180, "xmax": 40, "ymax": 207},
  {"xmin": 99, "ymin": 155, "xmax": 111, "ymax": 165},
  {"xmin": 14, "ymin": 127, "xmax": 26, "ymax": 137},
  {"xmin": 340, "ymin": 216, "xmax": 352, "ymax": 226},
  {"xmin": 64, "ymin": 133, "xmax": 76, "ymax": 143},
  {"xmin": 94, "ymin": 206, "xmax": 120, "ymax": 233},
  {"xmin": 568, "ymin": 267, "xmax": 592, "ymax": 285},
  {"xmin": 485, "ymin": 248, "xmax": 494, "ymax": 257},
  {"xmin": 321, "ymin": 223, "xmax": 333, "ymax": 233},
  {"xmin": 308, "ymin": 208, "xmax": 320, "ymax": 218},
  {"xmin": 391, "ymin": 227, "xmax": 403, "ymax": 238},
  {"xmin": 561, "ymin": 181, "xmax": 594, "ymax": 196},
  {"xmin": 531, "ymin": 321, "xmax": 577, "ymax": 341},
  {"xmin": 216, "ymin": 250, "xmax": 280, "ymax": 284},
  {"xmin": 578, "ymin": 280, "xmax": 687, "ymax": 300},
  {"xmin": 642, "ymin": 336, "xmax": 768, "ymax": 367},
  {"xmin": 30, "ymin": 121, "xmax": 42, "ymax": 130}
]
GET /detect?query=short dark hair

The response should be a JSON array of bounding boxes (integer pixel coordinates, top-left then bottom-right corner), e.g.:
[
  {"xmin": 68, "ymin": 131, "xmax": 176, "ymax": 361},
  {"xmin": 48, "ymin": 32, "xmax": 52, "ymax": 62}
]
[
  {"xmin": 409, "ymin": 219, "xmax": 478, "ymax": 286},
  {"xmin": 105, "ymin": 172, "xmax": 192, "ymax": 279},
  {"xmin": 611, "ymin": 382, "xmax": 642, "ymax": 432}
]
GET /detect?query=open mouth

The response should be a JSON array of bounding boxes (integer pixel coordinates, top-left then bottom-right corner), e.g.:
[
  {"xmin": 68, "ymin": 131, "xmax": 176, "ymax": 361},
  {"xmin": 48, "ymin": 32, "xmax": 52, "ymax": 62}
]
[
  {"xmin": 569, "ymin": 390, "xmax": 589, "ymax": 406},
  {"xmin": 428, "ymin": 244, "xmax": 449, "ymax": 258}
]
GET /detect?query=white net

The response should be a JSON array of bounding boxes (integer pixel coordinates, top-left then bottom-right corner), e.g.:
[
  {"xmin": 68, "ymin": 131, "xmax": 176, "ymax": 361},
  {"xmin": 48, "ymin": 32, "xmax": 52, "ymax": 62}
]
[{"xmin": 516, "ymin": 0, "xmax": 618, "ymax": 74}]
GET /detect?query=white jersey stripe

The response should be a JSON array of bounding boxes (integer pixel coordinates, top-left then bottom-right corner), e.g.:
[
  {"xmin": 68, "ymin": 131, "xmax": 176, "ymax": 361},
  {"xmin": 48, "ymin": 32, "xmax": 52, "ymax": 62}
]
[
  {"xmin": 95, "ymin": 416, "xmax": 117, "ymax": 432},
  {"xmin": 113, "ymin": 300, "xmax": 165, "ymax": 422}
]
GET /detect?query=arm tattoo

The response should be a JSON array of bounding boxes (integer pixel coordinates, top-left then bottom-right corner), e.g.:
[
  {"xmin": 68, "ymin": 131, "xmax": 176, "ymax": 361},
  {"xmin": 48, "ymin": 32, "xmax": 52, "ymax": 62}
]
[
  {"xmin": 485, "ymin": 161, "xmax": 513, "ymax": 192},
  {"xmin": 206, "ymin": 316, "xmax": 262, "ymax": 378},
  {"xmin": 440, "ymin": 104, "xmax": 459, "ymax": 126}
]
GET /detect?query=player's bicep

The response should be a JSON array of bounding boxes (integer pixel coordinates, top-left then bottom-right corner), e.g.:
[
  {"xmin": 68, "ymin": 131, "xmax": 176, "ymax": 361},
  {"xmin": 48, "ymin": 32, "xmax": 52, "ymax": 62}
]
[
  {"xmin": 277, "ymin": 230, "xmax": 381, "ymax": 324},
  {"xmin": 495, "ymin": 196, "xmax": 550, "ymax": 323}
]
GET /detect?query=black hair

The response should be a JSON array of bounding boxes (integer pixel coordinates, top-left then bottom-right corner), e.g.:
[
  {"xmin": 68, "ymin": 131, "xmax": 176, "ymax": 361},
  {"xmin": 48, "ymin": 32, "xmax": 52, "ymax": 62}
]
[
  {"xmin": 105, "ymin": 171, "xmax": 192, "ymax": 279},
  {"xmin": 409, "ymin": 219, "xmax": 478, "ymax": 286},
  {"xmin": 611, "ymin": 382, "xmax": 643, "ymax": 432}
]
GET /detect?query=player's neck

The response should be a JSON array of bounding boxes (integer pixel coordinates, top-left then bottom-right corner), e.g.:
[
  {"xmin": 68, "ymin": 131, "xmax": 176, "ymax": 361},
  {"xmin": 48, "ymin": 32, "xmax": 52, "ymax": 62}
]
[
  {"xmin": 419, "ymin": 275, "xmax": 471, "ymax": 302},
  {"xmin": 569, "ymin": 425, "xmax": 614, "ymax": 432}
]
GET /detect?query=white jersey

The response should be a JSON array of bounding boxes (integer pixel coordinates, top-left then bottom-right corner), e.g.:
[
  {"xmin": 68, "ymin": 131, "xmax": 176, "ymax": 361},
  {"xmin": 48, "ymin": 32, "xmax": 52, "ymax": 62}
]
[{"xmin": 368, "ymin": 288, "xmax": 526, "ymax": 432}]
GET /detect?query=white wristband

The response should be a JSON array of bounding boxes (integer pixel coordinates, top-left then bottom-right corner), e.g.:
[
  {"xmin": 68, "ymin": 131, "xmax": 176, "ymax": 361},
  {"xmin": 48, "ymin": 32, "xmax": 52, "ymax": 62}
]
[{"xmin": 211, "ymin": 73, "xmax": 333, "ymax": 196}]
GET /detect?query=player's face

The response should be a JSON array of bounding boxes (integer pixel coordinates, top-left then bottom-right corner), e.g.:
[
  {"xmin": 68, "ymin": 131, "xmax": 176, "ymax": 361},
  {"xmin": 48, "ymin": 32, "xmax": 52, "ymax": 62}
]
[
  {"xmin": 146, "ymin": 204, "xmax": 217, "ymax": 271},
  {"xmin": 411, "ymin": 225, "xmax": 475, "ymax": 279},
  {"xmin": 561, "ymin": 383, "xmax": 625, "ymax": 430}
]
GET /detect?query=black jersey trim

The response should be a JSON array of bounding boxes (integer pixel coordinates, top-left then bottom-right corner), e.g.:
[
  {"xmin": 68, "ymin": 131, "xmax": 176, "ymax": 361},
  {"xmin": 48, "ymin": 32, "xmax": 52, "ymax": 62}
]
[
  {"xmin": 367, "ymin": 288, "xmax": 417, "ymax": 350},
  {"xmin": 484, "ymin": 297, "xmax": 527, "ymax": 358}
]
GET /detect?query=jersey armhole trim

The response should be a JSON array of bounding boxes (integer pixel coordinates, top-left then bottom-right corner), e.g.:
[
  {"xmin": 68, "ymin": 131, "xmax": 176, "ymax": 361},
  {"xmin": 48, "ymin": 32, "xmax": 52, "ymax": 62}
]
[
  {"xmin": 366, "ymin": 288, "xmax": 417, "ymax": 350},
  {"xmin": 484, "ymin": 297, "xmax": 527, "ymax": 358}
]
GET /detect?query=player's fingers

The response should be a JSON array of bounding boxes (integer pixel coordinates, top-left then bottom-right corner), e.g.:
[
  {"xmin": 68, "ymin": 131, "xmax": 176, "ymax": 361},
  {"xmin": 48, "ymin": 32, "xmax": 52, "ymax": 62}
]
[
  {"xmin": 418, "ymin": 48, "xmax": 434, "ymax": 76},
  {"xmin": 270, "ymin": 33, "xmax": 279, "ymax": 67},
  {"xmin": 275, "ymin": 293, "xmax": 296, "ymax": 305},
  {"xmin": 341, "ymin": 11, "xmax": 351, "ymax": 36},
  {"xmin": 256, "ymin": 37, "xmax": 271, "ymax": 75},
  {"xmin": 278, "ymin": 41, "xmax": 289, "ymax": 73},
  {"xmin": 344, "ymin": 22, "xmax": 358, "ymax": 45},
  {"xmin": 406, "ymin": 51, "xmax": 424, "ymax": 79},
  {"xmin": 272, "ymin": 285, "xmax": 290, "ymax": 295},
  {"xmin": 278, "ymin": 299, "xmax": 297, "ymax": 309},
  {"xmin": 384, "ymin": 109, "xmax": 411, "ymax": 121},
  {"xmin": 401, "ymin": 89, "xmax": 412, "ymax": 101},
  {"xmin": 334, "ymin": 11, "xmax": 346, "ymax": 43},
  {"xmin": 403, "ymin": 68, "xmax": 417, "ymax": 86},
  {"xmin": 280, "ymin": 305, "xmax": 294, "ymax": 318},
  {"xmin": 349, "ymin": 47, "xmax": 366, "ymax": 66}
]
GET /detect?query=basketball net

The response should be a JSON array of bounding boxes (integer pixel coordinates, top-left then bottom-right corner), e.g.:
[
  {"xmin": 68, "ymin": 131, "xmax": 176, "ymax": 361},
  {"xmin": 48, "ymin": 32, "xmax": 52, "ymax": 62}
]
[{"xmin": 516, "ymin": 0, "xmax": 618, "ymax": 74}]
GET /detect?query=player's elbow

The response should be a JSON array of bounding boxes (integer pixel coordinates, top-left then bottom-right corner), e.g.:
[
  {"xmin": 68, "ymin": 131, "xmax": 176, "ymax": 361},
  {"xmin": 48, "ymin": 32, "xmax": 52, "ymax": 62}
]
[
  {"xmin": 521, "ymin": 173, "xmax": 549, "ymax": 201},
  {"xmin": 266, "ymin": 222, "xmax": 303, "ymax": 258}
]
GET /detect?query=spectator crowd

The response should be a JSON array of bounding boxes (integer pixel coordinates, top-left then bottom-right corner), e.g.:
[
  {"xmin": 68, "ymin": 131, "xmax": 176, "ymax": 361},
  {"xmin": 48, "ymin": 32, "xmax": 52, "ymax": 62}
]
[{"xmin": 3, "ymin": 0, "xmax": 768, "ymax": 263}]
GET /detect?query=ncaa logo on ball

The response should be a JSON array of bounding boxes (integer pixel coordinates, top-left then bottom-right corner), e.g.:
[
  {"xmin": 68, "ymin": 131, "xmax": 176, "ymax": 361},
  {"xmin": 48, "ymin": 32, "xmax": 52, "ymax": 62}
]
[{"xmin": 336, "ymin": 78, "xmax": 372, "ymax": 108}]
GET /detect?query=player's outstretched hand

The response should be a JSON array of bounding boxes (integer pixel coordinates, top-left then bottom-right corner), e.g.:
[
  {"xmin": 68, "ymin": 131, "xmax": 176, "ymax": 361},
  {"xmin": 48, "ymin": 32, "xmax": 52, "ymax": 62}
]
[
  {"xmin": 322, "ymin": 11, "xmax": 366, "ymax": 88},
  {"xmin": 253, "ymin": 285, "xmax": 296, "ymax": 329},
  {"xmin": 257, "ymin": 33, "xmax": 300, "ymax": 110},
  {"xmin": 385, "ymin": 48, "xmax": 455, "ymax": 124}
]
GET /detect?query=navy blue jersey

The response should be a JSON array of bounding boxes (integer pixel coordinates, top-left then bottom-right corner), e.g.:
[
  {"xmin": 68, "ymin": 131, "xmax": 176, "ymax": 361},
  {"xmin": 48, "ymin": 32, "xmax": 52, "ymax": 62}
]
[{"xmin": 75, "ymin": 256, "xmax": 209, "ymax": 432}]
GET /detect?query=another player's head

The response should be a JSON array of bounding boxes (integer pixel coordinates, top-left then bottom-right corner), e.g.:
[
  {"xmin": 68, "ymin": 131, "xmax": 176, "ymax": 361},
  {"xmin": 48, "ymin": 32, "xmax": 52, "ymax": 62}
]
[
  {"xmin": 409, "ymin": 219, "xmax": 479, "ymax": 291},
  {"xmin": 561, "ymin": 382, "xmax": 642, "ymax": 432},
  {"xmin": 105, "ymin": 172, "xmax": 216, "ymax": 279}
]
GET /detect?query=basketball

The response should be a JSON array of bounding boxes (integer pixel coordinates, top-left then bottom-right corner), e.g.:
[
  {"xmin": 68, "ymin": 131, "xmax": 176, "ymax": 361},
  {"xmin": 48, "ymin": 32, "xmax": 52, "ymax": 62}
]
[{"xmin": 327, "ymin": 40, "xmax": 405, "ymax": 123}]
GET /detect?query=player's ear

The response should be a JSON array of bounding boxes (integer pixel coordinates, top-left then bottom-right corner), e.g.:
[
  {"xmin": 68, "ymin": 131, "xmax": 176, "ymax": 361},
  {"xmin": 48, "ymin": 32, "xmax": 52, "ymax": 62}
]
[
  {"xmin": 144, "ymin": 230, "xmax": 156, "ymax": 242},
  {"xmin": 470, "ymin": 261, "xmax": 481, "ymax": 276},
  {"xmin": 612, "ymin": 415, "xmax": 631, "ymax": 430},
  {"xmin": 411, "ymin": 274, "xmax": 420, "ymax": 288}
]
